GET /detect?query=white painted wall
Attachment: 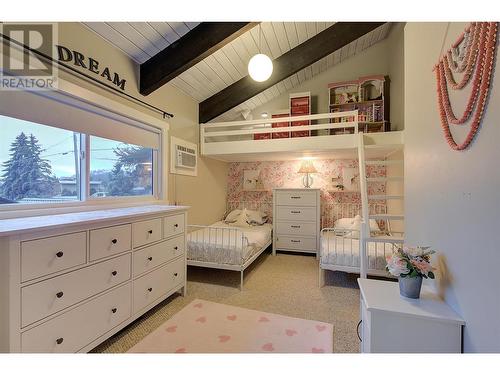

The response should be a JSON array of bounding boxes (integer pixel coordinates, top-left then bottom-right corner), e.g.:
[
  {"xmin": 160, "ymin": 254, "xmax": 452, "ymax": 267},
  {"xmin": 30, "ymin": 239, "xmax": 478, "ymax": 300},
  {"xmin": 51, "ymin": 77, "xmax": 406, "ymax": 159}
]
[{"xmin": 405, "ymin": 22, "xmax": 500, "ymax": 352}]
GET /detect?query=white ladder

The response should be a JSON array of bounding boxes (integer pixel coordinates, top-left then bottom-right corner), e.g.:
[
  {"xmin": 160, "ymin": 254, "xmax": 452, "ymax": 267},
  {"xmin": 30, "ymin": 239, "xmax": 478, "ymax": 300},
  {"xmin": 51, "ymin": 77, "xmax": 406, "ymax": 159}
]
[{"xmin": 357, "ymin": 132, "xmax": 405, "ymax": 278}]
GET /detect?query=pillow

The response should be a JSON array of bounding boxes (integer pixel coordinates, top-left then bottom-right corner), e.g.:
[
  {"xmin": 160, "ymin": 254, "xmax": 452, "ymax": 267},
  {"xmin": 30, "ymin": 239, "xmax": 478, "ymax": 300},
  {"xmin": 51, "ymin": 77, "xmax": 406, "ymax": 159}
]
[
  {"xmin": 345, "ymin": 215, "xmax": 362, "ymax": 238},
  {"xmin": 369, "ymin": 219, "xmax": 381, "ymax": 233},
  {"xmin": 333, "ymin": 217, "xmax": 355, "ymax": 232},
  {"xmin": 230, "ymin": 209, "xmax": 251, "ymax": 227},
  {"xmin": 245, "ymin": 209, "xmax": 268, "ymax": 225},
  {"xmin": 224, "ymin": 209, "xmax": 241, "ymax": 223}
]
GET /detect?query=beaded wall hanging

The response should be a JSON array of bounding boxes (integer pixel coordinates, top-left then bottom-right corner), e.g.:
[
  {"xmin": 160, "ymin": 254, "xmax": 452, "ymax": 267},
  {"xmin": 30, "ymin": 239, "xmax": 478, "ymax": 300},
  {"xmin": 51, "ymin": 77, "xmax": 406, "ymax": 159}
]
[{"xmin": 434, "ymin": 22, "xmax": 498, "ymax": 151}]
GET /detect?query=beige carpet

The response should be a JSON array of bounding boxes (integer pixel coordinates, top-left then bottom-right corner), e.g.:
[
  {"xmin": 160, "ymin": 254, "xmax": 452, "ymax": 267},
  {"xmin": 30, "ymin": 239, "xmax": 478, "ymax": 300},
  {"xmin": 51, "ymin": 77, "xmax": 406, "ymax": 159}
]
[
  {"xmin": 92, "ymin": 250, "xmax": 361, "ymax": 353},
  {"xmin": 127, "ymin": 298, "xmax": 334, "ymax": 353}
]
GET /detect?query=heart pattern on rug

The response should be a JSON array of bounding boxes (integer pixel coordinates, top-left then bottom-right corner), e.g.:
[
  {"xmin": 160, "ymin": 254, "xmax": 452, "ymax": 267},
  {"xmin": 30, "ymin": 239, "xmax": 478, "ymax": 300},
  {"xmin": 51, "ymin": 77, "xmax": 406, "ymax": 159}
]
[
  {"xmin": 128, "ymin": 299, "xmax": 333, "ymax": 353},
  {"xmin": 262, "ymin": 343, "xmax": 275, "ymax": 352},
  {"xmin": 285, "ymin": 329, "xmax": 298, "ymax": 337},
  {"xmin": 316, "ymin": 325, "xmax": 326, "ymax": 332},
  {"xmin": 165, "ymin": 325, "xmax": 177, "ymax": 333}
]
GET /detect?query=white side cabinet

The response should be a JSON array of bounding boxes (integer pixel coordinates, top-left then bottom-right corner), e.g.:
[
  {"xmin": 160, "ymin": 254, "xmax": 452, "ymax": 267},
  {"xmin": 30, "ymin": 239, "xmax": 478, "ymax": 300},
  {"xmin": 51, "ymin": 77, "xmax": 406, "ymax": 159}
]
[
  {"xmin": 358, "ymin": 278, "xmax": 464, "ymax": 353},
  {"xmin": 272, "ymin": 188, "xmax": 320, "ymax": 257},
  {"xmin": 0, "ymin": 205, "xmax": 188, "ymax": 353}
]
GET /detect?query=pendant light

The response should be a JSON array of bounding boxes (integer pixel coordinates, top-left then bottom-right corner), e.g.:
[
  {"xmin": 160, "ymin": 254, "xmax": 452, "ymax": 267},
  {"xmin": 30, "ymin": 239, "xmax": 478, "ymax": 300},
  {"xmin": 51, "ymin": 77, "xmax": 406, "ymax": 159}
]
[{"xmin": 248, "ymin": 23, "xmax": 273, "ymax": 82}]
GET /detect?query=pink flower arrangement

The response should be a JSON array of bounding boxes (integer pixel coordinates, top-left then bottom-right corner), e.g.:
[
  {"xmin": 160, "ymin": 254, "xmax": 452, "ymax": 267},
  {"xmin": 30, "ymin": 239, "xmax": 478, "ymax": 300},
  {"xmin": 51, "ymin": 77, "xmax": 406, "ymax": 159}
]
[{"xmin": 386, "ymin": 246, "xmax": 436, "ymax": 279}]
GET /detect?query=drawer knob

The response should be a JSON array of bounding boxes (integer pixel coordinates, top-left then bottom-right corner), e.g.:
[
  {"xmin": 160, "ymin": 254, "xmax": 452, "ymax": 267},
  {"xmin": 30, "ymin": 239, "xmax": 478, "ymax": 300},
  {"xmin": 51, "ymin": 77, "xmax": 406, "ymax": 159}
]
[
  {"xmin": 291, "ymin": 240, "xmax": 300, "ymax": 243},
  {"xmin": 147, "ymin": 256, "xmax": 153, "ymax": 261},
  {"xmin": 291, "ymin": 196, "xmax": 301, "ymax": 199},
  {"xmin": 291, "ymin": 211, "xmax": 301, "ymax": 214},
  {"xmin": 111, "ymin": 270, "xmax": 118, "ymax": 276},
  {"xmin": 174, "ymin": 272, "xmax": 178, "ymax": 277},
  {"xmin": 111, "ymin": 308, "xmax": 117, "ymax": 314},
  {"xmin": 148, "ymin": 229, "xmax": 153, "ymax": 234},
  {"xmin": 56, "ymin": 251, "xmax": 64, "ymax": 258},
  {"xmin": 56, "ymin": 337, "xmax": 64, "ymax": 345},
  {"xmin": 174, "ymin": 246, "xmax": 178, "ymax": 250},
  {"xmin": 56, "ymin": 291, "xmax": 64, "ymax": 299},
  {"xmin": 111, "ymin": 239, "xmax": 118, "ymax": 244},
  {"xmin": 174, "ymin": 224, "xmax": 179, "ymax": 228},
  {"xmin": 291, "ymin": 225, "xmax": 301, "ymax": 228},
  {"xmin": 147, "ymin": 287, "xmax": 153, "ymax": 292}
]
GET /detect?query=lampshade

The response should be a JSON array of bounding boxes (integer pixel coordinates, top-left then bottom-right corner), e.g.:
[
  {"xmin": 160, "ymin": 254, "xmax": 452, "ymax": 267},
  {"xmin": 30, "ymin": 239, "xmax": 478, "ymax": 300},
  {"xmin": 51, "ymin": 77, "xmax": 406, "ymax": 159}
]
[
  {"xmin": 298, "ymin": 160, "xmax": 318, "ymax": 174},
  {"xmin": 248, "ymin": 53, "xmax": 273, "ymax": 82}
]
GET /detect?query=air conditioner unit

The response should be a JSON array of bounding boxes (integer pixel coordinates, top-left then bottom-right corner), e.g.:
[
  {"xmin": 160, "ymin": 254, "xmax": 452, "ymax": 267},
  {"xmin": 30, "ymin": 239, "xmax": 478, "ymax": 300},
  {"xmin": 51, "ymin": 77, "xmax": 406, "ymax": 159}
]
[{"xmin": 175, "ymin": 144, "xmax": 197, "ymax": 169}]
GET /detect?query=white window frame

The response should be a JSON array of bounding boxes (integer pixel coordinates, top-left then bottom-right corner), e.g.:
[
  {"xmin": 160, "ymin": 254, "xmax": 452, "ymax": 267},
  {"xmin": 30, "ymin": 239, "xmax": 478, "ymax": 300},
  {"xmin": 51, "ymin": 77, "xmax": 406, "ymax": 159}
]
[{"xmin": 0, "ymin": 81, "xmax": 168, "ymax": 219}]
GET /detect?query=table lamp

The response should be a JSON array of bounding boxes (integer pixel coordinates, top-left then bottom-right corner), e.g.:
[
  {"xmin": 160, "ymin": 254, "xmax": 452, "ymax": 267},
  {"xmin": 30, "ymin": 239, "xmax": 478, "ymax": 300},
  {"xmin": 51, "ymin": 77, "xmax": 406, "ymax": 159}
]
[{"xmin": 298, "ymin": 159, "xmax": 317, "ymax": 188}]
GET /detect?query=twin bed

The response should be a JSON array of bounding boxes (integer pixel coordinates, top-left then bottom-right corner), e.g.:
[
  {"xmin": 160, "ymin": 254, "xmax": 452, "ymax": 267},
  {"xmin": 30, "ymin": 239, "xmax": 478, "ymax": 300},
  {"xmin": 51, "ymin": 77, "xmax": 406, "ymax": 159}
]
[{"xmin": 186, "ymin": 201, "xmax": 401, "ymax": 289}]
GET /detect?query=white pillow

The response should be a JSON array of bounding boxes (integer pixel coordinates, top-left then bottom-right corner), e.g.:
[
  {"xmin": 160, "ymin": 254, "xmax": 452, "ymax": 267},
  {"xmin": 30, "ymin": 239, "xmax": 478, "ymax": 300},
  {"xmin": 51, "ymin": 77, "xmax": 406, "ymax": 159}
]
[
  {"xmin": 224, "ymin": 209, "xmax": 241, "ymax": 223},
  {"xmin": 246, "ymin": 209, "xmax": 268, "ymax": 225},
  {"xmin": 333, "ymin": 217, "xmax": 355, "ymax": 231},
  {"xmin": 370, "ymin": 219, "xmax": 381, "ymax": 233},
  {"xmin": 230, "ymin": 209, "xmax": 251, "ymax": 227}
]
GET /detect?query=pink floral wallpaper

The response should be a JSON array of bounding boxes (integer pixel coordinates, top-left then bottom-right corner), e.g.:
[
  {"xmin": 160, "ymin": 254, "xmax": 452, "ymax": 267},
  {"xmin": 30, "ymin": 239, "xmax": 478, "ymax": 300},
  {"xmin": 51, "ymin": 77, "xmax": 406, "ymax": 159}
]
[{"xmin": 227, "ymin": 159, "xmax": 386, "ymax": 227}]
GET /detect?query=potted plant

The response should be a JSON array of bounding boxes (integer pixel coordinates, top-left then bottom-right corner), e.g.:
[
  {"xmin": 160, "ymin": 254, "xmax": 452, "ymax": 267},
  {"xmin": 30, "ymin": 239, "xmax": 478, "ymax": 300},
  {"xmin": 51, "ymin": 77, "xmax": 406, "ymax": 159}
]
[{"xmin": 386, "ymin": 246, "xmax": 436, "ymax": 299}]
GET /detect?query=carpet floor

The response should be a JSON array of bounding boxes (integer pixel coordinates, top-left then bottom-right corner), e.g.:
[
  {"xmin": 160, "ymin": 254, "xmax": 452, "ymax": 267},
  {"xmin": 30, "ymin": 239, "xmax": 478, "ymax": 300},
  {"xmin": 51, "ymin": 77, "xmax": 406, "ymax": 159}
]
[{"xmin": 92, "ymin": 250, "xmax": 361, "ymax": 353}]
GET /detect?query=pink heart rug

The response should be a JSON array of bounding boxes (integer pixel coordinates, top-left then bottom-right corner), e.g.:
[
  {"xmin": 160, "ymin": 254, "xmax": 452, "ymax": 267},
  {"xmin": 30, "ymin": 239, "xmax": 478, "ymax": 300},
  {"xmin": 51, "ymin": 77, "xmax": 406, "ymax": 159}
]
[{"xmin": 128, "ymin": 299, "xmax": 333, "ymax": 353}]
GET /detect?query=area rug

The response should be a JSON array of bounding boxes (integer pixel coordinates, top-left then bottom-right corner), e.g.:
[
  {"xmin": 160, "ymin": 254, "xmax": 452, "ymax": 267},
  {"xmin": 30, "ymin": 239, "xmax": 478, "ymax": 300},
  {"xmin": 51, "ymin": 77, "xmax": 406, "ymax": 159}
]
[{"xmin": 127, "ymin": 299, "xmax": 333, "ymax": 353}]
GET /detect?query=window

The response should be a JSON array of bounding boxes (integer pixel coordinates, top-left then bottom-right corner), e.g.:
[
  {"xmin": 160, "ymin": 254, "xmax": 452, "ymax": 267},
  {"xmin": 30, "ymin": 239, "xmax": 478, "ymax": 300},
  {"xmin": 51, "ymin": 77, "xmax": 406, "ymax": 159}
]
[
  {"xmin": 0, "ymin": 115, "xmax": 81, "ymax": 204},
  {"xmin": 0, "ymin": 114, "xmax": 159, "ymax": 206},
  {"xmin": 89, "ymin": 136, "xmax": 153, "ymax": 198}
]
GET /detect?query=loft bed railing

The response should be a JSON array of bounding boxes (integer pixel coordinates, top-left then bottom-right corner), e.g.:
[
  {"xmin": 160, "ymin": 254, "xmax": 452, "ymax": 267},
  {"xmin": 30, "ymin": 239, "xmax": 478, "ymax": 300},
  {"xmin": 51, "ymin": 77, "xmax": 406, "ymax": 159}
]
[{"xmin": 200, "ymin": 111, "xmax": 360, "ymax": 151}]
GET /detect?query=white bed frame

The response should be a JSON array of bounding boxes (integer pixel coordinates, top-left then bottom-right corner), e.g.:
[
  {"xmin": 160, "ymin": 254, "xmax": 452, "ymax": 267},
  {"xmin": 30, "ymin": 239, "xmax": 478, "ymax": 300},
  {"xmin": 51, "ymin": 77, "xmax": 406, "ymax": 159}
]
[
  {"xmin": 186, "ymin": 200, "xmax": 272, "ymax": 290},
  {"xmin": 319, "ymin": 202, "xmax": 403, "ymax": 285}
]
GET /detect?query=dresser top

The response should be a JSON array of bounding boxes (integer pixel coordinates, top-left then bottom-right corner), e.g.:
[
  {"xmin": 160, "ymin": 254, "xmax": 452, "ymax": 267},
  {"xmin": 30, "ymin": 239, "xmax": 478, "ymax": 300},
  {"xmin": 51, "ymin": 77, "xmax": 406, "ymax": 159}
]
[
  {"xmin": 358, "ymin": 278, "xmax": 464, "ymax": 325},
  {"xmin": 0, "ymin": 204, "xmax": 189, "ymax": 237}
]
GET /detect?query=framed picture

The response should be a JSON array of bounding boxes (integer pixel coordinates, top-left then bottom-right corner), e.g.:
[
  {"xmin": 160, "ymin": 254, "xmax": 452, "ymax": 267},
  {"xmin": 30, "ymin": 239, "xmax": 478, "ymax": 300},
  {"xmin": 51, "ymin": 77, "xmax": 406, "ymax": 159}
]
[
  {"xmin": 342, "ymin": 167, "xmax": 359, "ymax": 191},
  {"xmin": 243, "ymin": 170, "xmax": 261, "ymax": 191}
]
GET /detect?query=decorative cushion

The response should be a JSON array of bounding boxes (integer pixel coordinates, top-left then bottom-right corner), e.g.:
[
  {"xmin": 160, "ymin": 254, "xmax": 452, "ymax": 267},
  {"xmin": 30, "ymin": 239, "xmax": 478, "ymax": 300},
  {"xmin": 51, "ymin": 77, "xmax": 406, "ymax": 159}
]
[
  {"xmin": 246, "ymin": 209, "xmax": 268, "ymax": 225},
  {"xmin": 224, "ymin": 209, "xmax": 242, "ymax": 223}
]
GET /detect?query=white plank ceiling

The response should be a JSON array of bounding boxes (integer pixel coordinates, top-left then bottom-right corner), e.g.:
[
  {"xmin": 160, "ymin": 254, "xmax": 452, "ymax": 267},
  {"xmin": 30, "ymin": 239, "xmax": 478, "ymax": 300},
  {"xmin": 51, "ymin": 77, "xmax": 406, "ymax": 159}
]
[{"xmin": 83, "ymin": 22, "xmax": 392, "ymax": 121}]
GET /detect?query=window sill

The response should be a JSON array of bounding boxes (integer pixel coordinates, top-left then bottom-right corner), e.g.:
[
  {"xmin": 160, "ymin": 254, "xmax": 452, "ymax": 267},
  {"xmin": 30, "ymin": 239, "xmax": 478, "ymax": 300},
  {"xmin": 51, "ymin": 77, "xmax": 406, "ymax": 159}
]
[{"xmin": 0, "ymin": 197, "xmax": 169, "ymax": 220}]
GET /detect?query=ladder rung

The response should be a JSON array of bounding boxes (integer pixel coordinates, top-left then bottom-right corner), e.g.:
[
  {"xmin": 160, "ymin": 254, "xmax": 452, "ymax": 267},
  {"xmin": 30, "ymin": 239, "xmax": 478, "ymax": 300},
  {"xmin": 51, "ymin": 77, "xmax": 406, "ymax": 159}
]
[
  {"xmin": 368, "ymin": 195, "xmax": 404, "ymax": 200},
  {"xmin": 369, "ymin": 214, "xmax": 405, "ymax": 220},
  {"xmin": 365, "ymin": 160, "xmax": 404, "ymax": 166},
  {"xmin": 367, "ymin": 176, "xmax": 403, "ymax": 182},
  {"xmin": 367, "ymin": 235, "xmax": 404, "ymax": 243}
]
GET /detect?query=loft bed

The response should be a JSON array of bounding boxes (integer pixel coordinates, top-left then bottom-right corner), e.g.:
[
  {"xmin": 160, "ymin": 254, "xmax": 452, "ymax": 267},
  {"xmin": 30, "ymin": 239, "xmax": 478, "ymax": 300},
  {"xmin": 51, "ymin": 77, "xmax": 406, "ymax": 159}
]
[{"xmin": 200, "ymin": 111, "xmax": 404, "ymax": 162}]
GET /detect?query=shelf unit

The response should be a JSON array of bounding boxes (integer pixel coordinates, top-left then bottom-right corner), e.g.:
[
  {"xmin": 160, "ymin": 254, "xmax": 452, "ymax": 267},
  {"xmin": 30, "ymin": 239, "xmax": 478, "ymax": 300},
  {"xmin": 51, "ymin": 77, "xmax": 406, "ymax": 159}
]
[
  {"xmin": 290, "ymin": 92, "xmax": 311, "ymax": 138},
  {"xmin": 272, "ymin": 109, "xmax": 290, "ymax": 139},
  {"xmin": 328, "ymin": 76, "xmax": 390, "ymax": 134}
]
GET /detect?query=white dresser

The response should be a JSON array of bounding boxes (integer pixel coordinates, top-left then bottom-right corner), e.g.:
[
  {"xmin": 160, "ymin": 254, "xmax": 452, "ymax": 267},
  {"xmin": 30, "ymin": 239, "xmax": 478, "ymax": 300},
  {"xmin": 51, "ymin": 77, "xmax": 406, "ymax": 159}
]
[
  {"xmin": 358, "ymin": 278, "xmax": 464, "ymax": 353},
  {"xmin": 272, "ymin": 188, "xmax": 320, "ymax": 256},
  {"xmin": 0, "ymin": 204, "xmax": 188, "ymax": 353}
]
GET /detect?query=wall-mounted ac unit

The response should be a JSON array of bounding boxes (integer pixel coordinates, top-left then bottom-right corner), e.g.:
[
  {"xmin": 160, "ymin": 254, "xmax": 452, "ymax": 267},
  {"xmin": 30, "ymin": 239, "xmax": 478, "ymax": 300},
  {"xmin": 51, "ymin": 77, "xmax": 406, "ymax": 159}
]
[
  {"xmin": 175, "ymin": 144, "xmax": 197, "ymax": 169},
  {"xmin": 171, "ymin": 136, "xmax": 198, "ymax": 176}
]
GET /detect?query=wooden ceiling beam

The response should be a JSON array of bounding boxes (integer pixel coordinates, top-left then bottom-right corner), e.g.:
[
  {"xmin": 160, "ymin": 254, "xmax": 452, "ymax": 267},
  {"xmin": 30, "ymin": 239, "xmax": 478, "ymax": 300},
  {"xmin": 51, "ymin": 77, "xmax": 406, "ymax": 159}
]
[
  {"xmin": 140, "ymin": 22, "xmax": 257, "ymax": 95},
  {"xmin": 199, "ymin": 22, "xmax": 385, "ymax": 123}
]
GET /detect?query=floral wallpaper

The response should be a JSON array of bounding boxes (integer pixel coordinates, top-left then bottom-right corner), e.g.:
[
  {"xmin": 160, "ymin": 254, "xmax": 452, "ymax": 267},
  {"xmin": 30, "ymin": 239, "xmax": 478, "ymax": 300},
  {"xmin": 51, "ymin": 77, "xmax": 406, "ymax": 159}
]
[{"xmin": 227, "ymin": 159, "xmax": 386, "ymax": 227}]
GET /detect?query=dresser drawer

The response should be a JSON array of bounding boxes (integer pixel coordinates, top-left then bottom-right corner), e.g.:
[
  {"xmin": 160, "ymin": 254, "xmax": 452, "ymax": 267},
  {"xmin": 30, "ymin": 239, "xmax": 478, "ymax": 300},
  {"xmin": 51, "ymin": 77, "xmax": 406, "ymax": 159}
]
[
  {"xmin": 21, "ymin": 232, "xmax": 87, "ymax": 282},
  {"xmin": 133, "ymin": 257, "xmax": 184, "ymax": 314},
  {"xmin": 21, "ymin": 283, "xmax": 131, "ymax": 353},
  {"xmin": 163, "ymin": 214, "xmax": 185, "ymax": 238},
  {"xmin": 276, "ymin": 191, "xmax": 317, "ymax": 206},
  {"xmin": 276, "ymin": 221, "xmax": 317, "ymax": 236},
  {"xmin": 90, "ymin": 224, "xmax": 131, "ymax": 261},
  {"xmin": 132, "ymin": 218, "xmax": 162, "ymax": 248},
  {"xmin": 275, "ymin": 236, "xmax": 317, "ymax": 251},
  {"xmin": 133, "ymin": 236, "xmax": 185, "ymax": 277},
  {"xmin": 21, "ymin": 253, "xmax": 131, "ymax": 327},
  {"xmin": 276, "ymin": 206, "xmax": 317, "ymax": 222}
]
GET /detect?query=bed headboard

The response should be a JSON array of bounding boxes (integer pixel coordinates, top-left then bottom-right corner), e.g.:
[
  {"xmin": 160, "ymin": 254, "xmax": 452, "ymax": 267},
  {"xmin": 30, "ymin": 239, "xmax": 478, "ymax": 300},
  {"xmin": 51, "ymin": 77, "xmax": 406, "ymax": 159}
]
[
  {"xmin": 322, "ymin": 202, "xmax": 387, "ymax": 229},
  {"xmin": 226, "ymin": 200, "xmax": 273, "ymax": 220}
]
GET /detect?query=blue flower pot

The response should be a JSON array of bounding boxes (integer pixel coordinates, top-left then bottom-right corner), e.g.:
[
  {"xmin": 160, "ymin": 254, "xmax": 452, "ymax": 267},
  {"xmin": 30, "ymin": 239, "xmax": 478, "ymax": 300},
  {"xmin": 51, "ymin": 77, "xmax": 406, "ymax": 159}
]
[{"xmin": 398, "ymin": 276, "xmax": 423, "ymax": 299}]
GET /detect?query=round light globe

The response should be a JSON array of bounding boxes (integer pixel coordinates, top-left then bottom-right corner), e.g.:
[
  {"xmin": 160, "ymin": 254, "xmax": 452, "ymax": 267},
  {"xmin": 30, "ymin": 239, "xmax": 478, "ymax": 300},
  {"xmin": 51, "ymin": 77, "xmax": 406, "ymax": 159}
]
[{"xmin": 248, "ymin": 53, "xmax": 273, "ymax": 82}]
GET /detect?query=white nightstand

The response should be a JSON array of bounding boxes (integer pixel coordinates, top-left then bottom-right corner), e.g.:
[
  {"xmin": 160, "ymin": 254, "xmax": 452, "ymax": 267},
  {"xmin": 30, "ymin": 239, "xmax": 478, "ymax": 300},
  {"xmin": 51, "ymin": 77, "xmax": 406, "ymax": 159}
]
[{"xmin": 358, "ymin": 278, "xmax": 464, "ymax": 353}]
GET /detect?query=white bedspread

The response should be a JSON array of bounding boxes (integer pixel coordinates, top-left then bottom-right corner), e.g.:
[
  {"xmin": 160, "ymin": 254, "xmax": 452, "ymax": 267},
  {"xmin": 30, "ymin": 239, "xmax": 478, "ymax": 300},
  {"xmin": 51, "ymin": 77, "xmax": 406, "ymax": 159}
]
[
  {"xmin": 187, "ymin": 222, "xmax": 272, "ymax": 266},
  {"xmin": 320, "ymin": 232, "xmax": 399, "ymax": 271}
]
